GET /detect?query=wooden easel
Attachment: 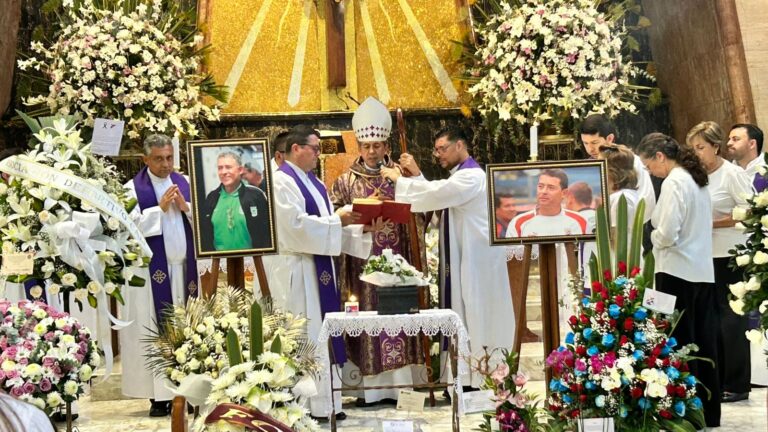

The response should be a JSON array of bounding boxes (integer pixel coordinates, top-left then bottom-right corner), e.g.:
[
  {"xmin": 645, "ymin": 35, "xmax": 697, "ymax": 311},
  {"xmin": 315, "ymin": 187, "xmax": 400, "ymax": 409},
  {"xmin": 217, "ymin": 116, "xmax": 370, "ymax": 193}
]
[
  {"xmin": 508, "ymin": 243, "xmax": 577, "ymax": 384},
  {"xmin": 202, "ymin": 256, "xmax": 271, "ymax": 299}
]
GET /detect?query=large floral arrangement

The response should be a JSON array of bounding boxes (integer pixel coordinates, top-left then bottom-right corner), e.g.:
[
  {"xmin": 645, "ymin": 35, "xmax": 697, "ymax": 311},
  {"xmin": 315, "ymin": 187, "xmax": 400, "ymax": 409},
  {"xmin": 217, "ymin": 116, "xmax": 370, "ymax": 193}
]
[
  {"xmin": 199, "ymin": 354, "xmax": 320, "ymax": 432},
  {"xmin": 17, "ymin": 0, "xmax": 226, "ymax": 140},
  {"xmin": 476, "ymin": 349, "xmax": 547, "ymax": 432},
  {"xmin": 545, "ymin": 199, "xmax": 706, "ymax": 431},
  {"xmin": 0, "ymin": 300, "xmax": 101, "ymax": 414},
  {"xmin": 425, "ymin": 227, "xmax": 440, "ymax": 307},
  {"xmin": 0, "ymin": 115, "xmax": 148, "ymax": 308},
  {"xmin": 730, "ymin": 176, "xmax": 768, "ymax": 338},
  {"xmin": 465, "ymin": 0, "xmax": 645, "ymax": 128},
  {"xmin": 146, "ymin": 286, "xmax": 318, "ymax": 387}
]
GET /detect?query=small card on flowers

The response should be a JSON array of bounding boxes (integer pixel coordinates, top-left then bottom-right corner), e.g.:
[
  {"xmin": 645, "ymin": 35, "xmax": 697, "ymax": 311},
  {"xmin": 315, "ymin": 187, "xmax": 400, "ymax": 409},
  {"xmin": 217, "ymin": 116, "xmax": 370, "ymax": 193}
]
[
  {"xmin": 382, "ymin": 420, "xmax": 414, "ymax": 432},
  {"xmin": 0, "ymin": 252, "xmax": 35, "ymax": 275},
  {"xmin": 91, "ymin": 118, "xmax": 125, "ymax": 156},
  {"xmin": 578, "ymin": 417, "xmax": 615, "ymax": 432},
  {"xmin": 642, "ymin": 288, "xmax": 676, "ymax": 315},
  {"xmin": 461, "ymin": 389, "xmax": 496, "ymax": 414},
  {"xmin": 396, "ymin": 389, "xmax": 426, "ymax": 412}
]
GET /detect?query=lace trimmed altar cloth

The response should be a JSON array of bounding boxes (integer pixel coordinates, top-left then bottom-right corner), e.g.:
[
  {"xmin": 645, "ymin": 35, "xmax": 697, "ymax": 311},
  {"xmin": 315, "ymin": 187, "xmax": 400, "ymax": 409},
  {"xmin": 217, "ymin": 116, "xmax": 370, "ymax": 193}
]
[{"xmin": 317, "ymin": 309, "xmax": 471, "ymax": 416}]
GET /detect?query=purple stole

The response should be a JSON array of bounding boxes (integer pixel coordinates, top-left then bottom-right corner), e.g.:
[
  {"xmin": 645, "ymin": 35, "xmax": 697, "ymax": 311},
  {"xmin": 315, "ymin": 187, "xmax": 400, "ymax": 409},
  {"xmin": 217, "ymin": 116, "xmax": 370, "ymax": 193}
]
[
  {"xmin": 440, "ymin": 157, "xmax": 482, "ymax": 311},
  {"xmin": 133, "ymin": 167, "xmax": 198, "ymax": 324},
  {"xmin": 278, "ymin": 163, "xmax": 346, "ymax": 365}
]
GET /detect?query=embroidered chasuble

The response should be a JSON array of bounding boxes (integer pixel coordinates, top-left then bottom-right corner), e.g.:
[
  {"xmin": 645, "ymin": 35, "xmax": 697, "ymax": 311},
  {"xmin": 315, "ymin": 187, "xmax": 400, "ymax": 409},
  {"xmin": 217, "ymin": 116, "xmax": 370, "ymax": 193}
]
[{"xmin": 330, "ymin": 157, "xmax": 424, "ymax": 375}]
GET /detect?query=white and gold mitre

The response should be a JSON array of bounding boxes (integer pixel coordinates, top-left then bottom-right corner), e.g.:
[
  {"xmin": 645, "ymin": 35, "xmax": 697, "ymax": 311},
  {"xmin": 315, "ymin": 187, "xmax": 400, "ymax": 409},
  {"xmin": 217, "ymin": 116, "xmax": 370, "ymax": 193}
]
[{"xmin": 352, "ymin": 97, "xmax": 392, "ymax": 143}]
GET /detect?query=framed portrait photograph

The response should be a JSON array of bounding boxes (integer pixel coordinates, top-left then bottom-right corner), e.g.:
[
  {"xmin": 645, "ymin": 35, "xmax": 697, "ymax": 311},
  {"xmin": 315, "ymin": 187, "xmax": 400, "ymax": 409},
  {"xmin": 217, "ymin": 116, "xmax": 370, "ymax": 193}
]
[
  {"xmin": 487, "ymin": 159, "xmax": 608, "ymax": 245},
  {"xmin": 188, "ymin": 138, "xmax": 278, "ymax": 258}
]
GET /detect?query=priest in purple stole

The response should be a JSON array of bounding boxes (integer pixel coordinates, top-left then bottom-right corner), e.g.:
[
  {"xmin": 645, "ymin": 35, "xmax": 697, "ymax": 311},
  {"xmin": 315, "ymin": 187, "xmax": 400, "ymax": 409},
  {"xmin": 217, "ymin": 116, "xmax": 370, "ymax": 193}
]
[
  {"xmin": 381, "ymin": 127, "xmax": 515, "ymax": 388},
  {"xmin": 269, "ymin": 125, "xmax": 372, "ymax": 420},
  {"xmin": 329, "ymin": 97, "xmax": 424, "ymax": 404},
  {"xmin": 121, "ymin": 134, "xmax": 198, "ymax": 417}
]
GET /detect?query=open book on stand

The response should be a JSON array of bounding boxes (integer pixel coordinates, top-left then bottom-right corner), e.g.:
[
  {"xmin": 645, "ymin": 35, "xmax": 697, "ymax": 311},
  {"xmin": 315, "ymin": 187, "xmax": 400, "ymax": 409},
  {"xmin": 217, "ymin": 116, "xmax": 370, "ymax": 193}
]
[{"xmin": 352, "ymin": 198, "xmax": 411, "ymax": 225}]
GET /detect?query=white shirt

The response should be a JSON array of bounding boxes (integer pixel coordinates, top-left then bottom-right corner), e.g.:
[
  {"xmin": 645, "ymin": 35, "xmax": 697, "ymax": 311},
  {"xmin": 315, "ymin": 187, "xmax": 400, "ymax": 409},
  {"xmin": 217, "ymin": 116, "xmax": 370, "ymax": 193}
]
[
  {"xmin": 633, "ymin": 154, "xmax": 656, "ymax": 222},
  {"xmin": 743, "ymin": 154, "xmax": 767, "ymax": 179},
  {"xmin": 506, "ymin": 208, "xmax": 588, "ymax": 238},
  {"xmin": 651, "ymin": 167, "xmax": 714, "ymax": 282},
  {"xmin": 0, "ymin": 392, "xmax": 54, "ymax": 432},
  {"xmin": 707, "ymin": 161, "xmax": 751, "ymax": 257}
]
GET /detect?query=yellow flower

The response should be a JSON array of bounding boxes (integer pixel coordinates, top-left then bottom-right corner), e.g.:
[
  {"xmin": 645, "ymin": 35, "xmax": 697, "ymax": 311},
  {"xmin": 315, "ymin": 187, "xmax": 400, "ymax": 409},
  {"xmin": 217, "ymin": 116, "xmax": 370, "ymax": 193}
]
[{"xmin": 459, "ymin": 105, "xmax": 473, "ymax": 118}]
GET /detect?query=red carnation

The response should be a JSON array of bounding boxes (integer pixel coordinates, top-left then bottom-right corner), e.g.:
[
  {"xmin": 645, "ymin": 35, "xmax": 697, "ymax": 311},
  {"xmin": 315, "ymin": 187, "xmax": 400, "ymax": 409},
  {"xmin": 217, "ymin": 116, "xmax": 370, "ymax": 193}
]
[
  {"xmin": 652, "ymin": 345, "xmax": 662, "ymax": 356},
  {"xmin": 623, "ymin": 317, "xmax": 634, "ymax": 331},
  {"xmin": 660, "ymin": 410, "xmax": 673, "ymax": 419},
  {"xmin": 569, "ymin": 315, "xmax": 578, "ymax": 326},
  {"xmin": 618, "ymin": 261, "xmax": 627, "ymax": 275},
  {"xmin": 576, "ymin": 346, "xmax": 587, "ymax": 356},
  {"xmin": 595, "ymin": 302, "xmax": 605, "ymax": 313},
  {"xmin": 615, "ymin": 295, "xmax": 625, "ymax": 307},
  {"xmin": 570, "ymin": 409, "xmax": 581, "ymax": 419},
  {"xmin": 628, "ymin": 288, "xmax": 638, "ymax": 301},
  {"xmin": 620, "ymin": 335, "xmax": 628, "ymax": 345},
  {"xmin": 592, "ymin": 281, "xmax": 603, "ymax": 292},
  {"xmin": 609, "ymin": 318, "xmax": 617, "ymax": 328},
  {"xmin": 630, "ymin": 387, "xmax": 643, "ymax": 399},
  {"xmin": 647, "ymin": 356, "xmax": 657, "ymax": 367},
  {"xmin": 666, "ymin": 384, "xmax": 676, "ymax": 395},
  {"xmin": 662, "ymin": 358, "xmax": 670, "ymax": 367},
  {"xmin": 600, "ymin": 290, "xmax": 609, "ymax": 300},
  {"xmin": 579, "ymin": 394, "xmax": 587, "ymax": 403},
  {"xmin": 580, "ymin": 314, "xmax": 589, "ymax": 324},
  {"xmin": 672, "ymin": 360, "xmax": 682, "ymax": 369},
  {"xmin": 676, "ymin": 386, "xmax": 686, "ymax": 397},
  {"xmin": 630, "ymin": 266, "xmax": 641, "ymax": 277}
]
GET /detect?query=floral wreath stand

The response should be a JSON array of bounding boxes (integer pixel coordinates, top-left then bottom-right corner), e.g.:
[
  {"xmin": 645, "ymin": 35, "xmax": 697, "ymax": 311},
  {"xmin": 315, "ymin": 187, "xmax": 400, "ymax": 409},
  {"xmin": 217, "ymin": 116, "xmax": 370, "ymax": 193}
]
[{"xmin": 202, "ymin": 257, "xmax": 271, "ymax": 298}]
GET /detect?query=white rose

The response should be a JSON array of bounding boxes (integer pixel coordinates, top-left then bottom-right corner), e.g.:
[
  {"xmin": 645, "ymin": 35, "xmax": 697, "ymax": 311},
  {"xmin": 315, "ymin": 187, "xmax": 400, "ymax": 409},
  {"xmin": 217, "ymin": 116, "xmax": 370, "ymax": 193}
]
[
  {"xmin": 736, "ymin": 254, "xmax": 751, "ymax": 267},
  {"xmin": 48, "ymin": 283, "xmax": 61, "ymax": 295},
  {"xmin": 104, "ymin": 282, "xmax": 116, "ymax": 294},
  {"xmin": 746, "ymin": 276, "xmax": 762, "ymax": 292},
  {"xmin": 754, "ymin": 251, "xmax": 768, "ymax": 265},
  {"xmin": 760, "ymin": 300, "xmax": 768, "ymax": 314},
  {"xmin": 755, "ymin": 191, "xmax": 768, "ymax": 208},
  {"xmin": 732, "ymin": 207, "xmax": 749, "ymax": 221},
  {"xmin": 73, "ymin": 288, "xmax": 88, "ymax": 302},
  {"xmin": 86, "ymin": 281, "xmax": 101, "ymax": 295},
  {"xmin": 729, "ymin": 282, "xmax": 746, "ymax": 298},
  {"xmin": 29, "ymin": 285, "xmax": 43, "ymax": 299},
  {"xmin": 729, "ymin": 298, "xmax": 746, "ymax": 315},
  {"xmin": 745, "ymin": 329, "xmax": 765, "ymax": 345},
  {"xmin": 38, "ymin": 210, "xmax": 50, "ymax": 223},
  {"xmin": 61, "ymin": 273, "xmax": 78, "ymax": 286}
]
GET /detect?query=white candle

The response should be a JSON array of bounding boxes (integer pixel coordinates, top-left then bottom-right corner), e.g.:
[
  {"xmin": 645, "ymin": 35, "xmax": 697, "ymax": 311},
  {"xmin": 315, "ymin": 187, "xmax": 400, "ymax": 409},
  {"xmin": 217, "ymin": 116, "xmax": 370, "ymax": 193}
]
[
  {"xmin": 172, "ymin": 136, "xmax": 180, "ymax": 169},
  {"xmin": 529, "ymin": 124, "xmax": 538, "ymax": 160}
]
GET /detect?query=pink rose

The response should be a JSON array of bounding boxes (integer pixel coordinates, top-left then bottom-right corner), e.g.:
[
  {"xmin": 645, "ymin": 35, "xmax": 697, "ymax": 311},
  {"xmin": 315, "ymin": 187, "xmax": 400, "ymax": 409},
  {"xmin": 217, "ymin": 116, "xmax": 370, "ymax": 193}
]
[
  {"xmin": 39, "ymin": 378, "xmax": 52, "ymax": 392},
  {"xmin": 10, "ymin": 386, "xmax": 23, "ymax": 397},
  {"xmin": 22, "ymin": 382, "xmax": 35, "ymax": 394},
  {"xmin": 5, "ymin": 346, "xmax": 17, "ymax": 358},
  {"xmin": 42, "ymin": 357, "xmax": 56, "ymax": 368},
  {"xmin": 6, "ymin": 370, "xmax": 19, "ymax": 380}
]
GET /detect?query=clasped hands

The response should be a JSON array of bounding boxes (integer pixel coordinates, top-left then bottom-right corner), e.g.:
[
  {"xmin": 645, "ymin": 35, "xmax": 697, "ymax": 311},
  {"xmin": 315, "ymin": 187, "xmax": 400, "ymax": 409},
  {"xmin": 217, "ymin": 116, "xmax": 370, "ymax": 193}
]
[{"xmin": 159, "ymin": 185, "xmax": 189, "ymax": 213}]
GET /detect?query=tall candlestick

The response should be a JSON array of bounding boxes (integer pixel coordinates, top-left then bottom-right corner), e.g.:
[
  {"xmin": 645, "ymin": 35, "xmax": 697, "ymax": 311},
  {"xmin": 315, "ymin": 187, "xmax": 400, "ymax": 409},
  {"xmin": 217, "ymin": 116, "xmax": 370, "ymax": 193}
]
[
  {"xmin": 172, "ymin": 136, "xmax": 180, "ymax": 170},
  {"xmin": 529, "ymin": 124, "xmax": 538, "ymax": 161}
]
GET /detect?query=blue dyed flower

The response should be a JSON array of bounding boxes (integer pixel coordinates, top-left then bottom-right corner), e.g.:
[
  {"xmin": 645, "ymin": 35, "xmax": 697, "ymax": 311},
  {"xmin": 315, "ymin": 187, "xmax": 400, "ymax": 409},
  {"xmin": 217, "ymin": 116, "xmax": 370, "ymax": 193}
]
[
  {"xmin": 587, "ymin": 345, "xmax": 600, "ymax": 357},
  {"xmin": 602, "ymin": 333, "xmax": 615, "ymax": 347},
  {"xmin": 634, "ymin": 331, "xmax": 647, "ymax": 344},
  {"xmin": 615, "ymin": 276, "xmax": 628, "ymax": 287},
  {"xmin": 585, "ymin": 381, "xmax": 597, "ymax": 391},
  {"xmin": 674, "ymin": 400, "xmax": 686, "ymax": 417},
  {"xmin": 666, "ymin": 366, "xmax": 680, "ymax": 380},
  {"xmin": 619, "ymin": 405, "xmax": 629, "ymax": 418},
  {"xmin": 549, "ymin": 379, "xmax": 559, "ymax": 391},
  {"xmin": 632, "ymin": 350, "xmax": 644, "ymax": 361},
  {"xmin": 565, "ymin": 332, "xmax": 575, "ymax": 344},
  {"xmin": 638, "ymin": 398, "xmax": 651, "ymax": 410},
  {"xmin": 609, "ymin": 304, "xmax": 621, "ymax": 318},
  {"xmin": 661, "ymin": 346, "xmax": 671, "ymax": 356},
  {"xmin": 667, "ymin": 337, "xmax": 678, "ymax": 348},
  {"xmin": 563, "ymin": 394, "xmax": 573, "ymax": 404},
  {"xmin": 689, "ymin": 397, "xmax": 703, "ymax": 410},
  {"xmin": 583, "ymin": 327, "xmax": 594, "ymax": 340},
  {"xmin": 633, "ymin": 307, "xmax": 648, "ymax": 320},
  {"xmin": 685, "ymin": 375, "xmax": 697, "ymax": 387},
  {"xmin": 582, "ymin": 297, "xmax": 591, "ymax": 307},
  {"xmin": 595, "ymin": 395, "xmax": 605, "ymax": 408},
  {"xmin": 620, "ymin": 376, "xmax": 630, "ymax": 386}
]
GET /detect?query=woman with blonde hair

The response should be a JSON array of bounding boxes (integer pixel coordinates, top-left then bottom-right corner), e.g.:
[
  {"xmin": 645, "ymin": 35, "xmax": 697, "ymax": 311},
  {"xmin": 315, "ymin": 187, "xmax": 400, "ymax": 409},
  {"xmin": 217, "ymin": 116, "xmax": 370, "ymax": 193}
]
[
  {"xmin": 637, "ymin": 132, "xmax": 720, "ymax": 427},
  {"xmin": 687, "ymin": 121, "xmax": 753, "ymax": 403}
]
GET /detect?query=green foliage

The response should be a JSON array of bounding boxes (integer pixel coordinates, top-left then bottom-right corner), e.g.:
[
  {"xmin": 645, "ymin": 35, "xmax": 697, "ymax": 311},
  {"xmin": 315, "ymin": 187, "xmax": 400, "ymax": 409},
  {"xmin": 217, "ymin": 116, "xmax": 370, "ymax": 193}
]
[
  {"xmin": 250, "ymin": 301, "xmax": 263, "ymax": 361},
  {"xmin": 226, "ymin": 328, "xmax": 242, "ymax": 367}
]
